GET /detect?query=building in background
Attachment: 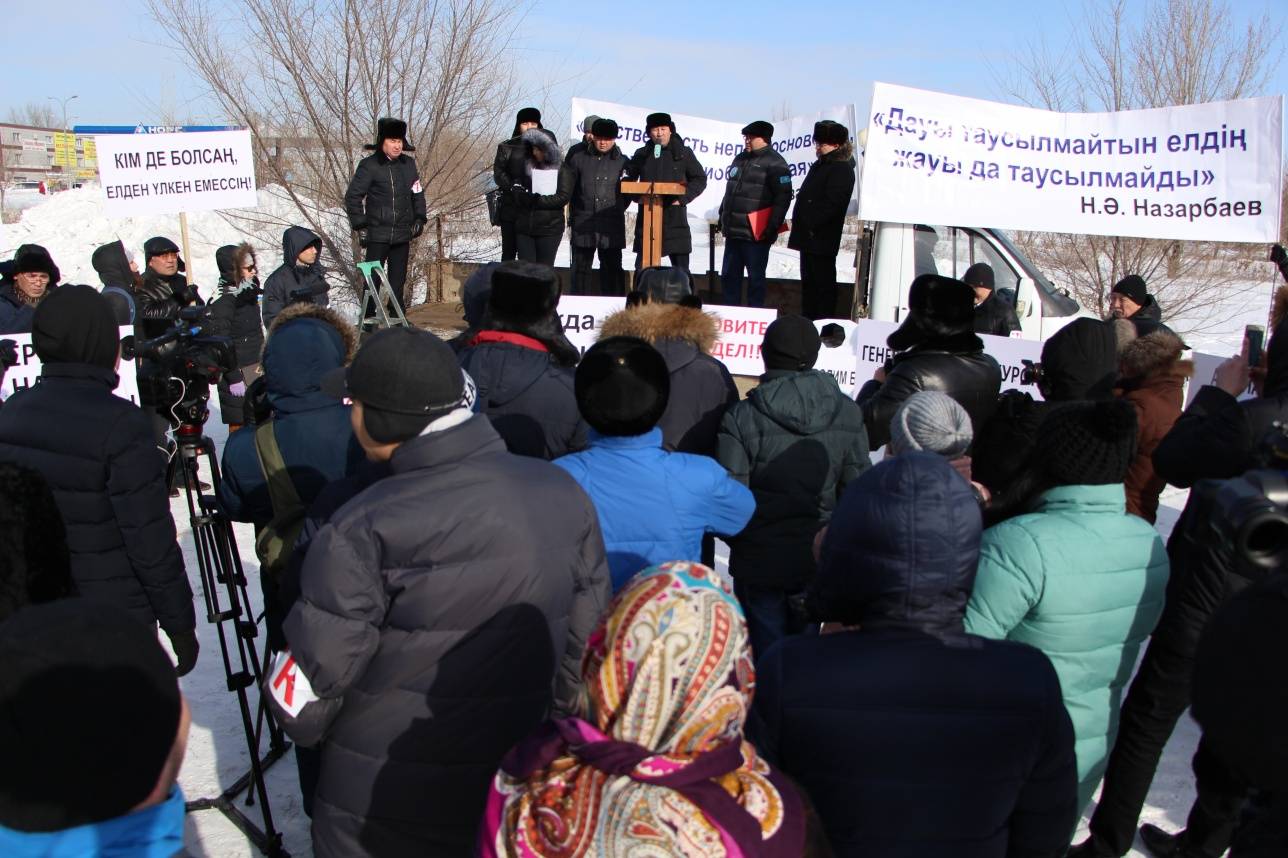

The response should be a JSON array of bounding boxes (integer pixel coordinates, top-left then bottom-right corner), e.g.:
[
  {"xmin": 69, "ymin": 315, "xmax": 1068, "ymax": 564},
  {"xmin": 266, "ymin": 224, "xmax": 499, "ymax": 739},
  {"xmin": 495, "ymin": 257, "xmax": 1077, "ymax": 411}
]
[{"xmin": 0, "ymin": 122, "xmax": 97, "ymax": 214}]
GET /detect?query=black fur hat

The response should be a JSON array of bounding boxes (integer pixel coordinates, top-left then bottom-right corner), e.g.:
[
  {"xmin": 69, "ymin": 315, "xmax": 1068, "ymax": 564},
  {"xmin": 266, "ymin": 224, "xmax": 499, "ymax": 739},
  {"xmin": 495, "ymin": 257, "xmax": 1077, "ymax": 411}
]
[
  {"xmin": 483, "ymin": 261, "xmax": 579, "ymax": 367},
  {"xmin": 591, "ymin": 118, "xmax": 619, "ymax": 139},
  {"xmin": 813, "ymin": 120, "xmax": 849, "ymax": 146},
  {"xmin": 365, "ymin": 117, "xmax": 415, "ymax": 152},
  {"xmin": 512, "ymin": 107, "xmax": 543, "ymax": 137},
  {"xmin": 576, "ymin": 336, "xmax": 670, "ymax": 437},
  {"xmin": 741, "ymin": 120, "xmax": 774, "ymax": 140},
  {"xmin": 887, "ymin": 274, "xmax": 978, "ymax": 352},
  {"xmin": 645, "ymin": 112, "xmax": 675, "ymax": 132}
]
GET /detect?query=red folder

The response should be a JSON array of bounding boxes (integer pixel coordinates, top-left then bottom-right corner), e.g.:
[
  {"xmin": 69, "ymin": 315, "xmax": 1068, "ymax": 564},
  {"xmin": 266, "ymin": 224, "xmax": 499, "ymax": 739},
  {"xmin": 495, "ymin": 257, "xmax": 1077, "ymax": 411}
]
[{"xmin": 747, "ymin": 206, "xmax": 772, "ymax": 241}]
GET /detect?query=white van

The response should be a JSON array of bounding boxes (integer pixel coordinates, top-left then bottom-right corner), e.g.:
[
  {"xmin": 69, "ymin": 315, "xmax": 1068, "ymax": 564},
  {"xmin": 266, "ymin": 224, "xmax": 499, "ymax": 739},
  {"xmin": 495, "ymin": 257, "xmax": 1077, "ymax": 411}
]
[{"xmin": 855, "ymin": 220, "xmax": 1093, "ymax": 340}]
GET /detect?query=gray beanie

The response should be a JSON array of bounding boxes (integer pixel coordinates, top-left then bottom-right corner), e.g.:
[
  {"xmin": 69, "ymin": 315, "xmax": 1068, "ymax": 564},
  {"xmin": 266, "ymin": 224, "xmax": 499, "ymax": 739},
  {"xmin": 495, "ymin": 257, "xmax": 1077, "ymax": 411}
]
[{"xmin": 888, "ymin": 391, "xmax": 973, "ymax": 457}]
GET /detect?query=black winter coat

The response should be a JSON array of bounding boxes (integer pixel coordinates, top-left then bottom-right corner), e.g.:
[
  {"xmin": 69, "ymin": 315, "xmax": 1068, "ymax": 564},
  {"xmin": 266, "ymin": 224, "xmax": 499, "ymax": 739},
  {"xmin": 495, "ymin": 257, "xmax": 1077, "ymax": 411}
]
[
  {"xmin": 751, "ymin": 453, "xmax": 1078, "ymax": 858},
  {"xmin": 717, "ymin": 369, "xmax": 870, "ymax": 590},
  {"xmin": 457, "ymin": 336, "xmax": 586, "ymax": 459},
  {"xmin": 719, "ymin": 144, "xmax": 793, "ymax": 243},
  {"xmin": 344, "ymin": 151, "xmax": 426, "ymax": 245},
  {"xmin": 787, "ymin": 147, "xmax": 855, "ymax": 256},
  {"xmin": 0, "ymin": 283, "xmax": 39, "ymax": 334},
  {"xmin": 262, "ymin": 226, "xmax": 329, "ymax": 330},
  {"xmin": 207, "ymin": 244, "xmax": 264, "ymax": 368},
  {"xmin": 625, "ymin": 136, "xmax": 707, "ymax": 255},
  {"xmin": 282, "ymin": 416, "xmax": 610, "ymax": 856},
  {"xmin": 973, "ymin": 292, "xmax": 1021, "ymax": 336},
  {"xmin": 561, "ymin": 143, "xmax": 628, "ymax": 249},
  {"xmin": 509, "ymin": 130, "xmax": 566, "ymax": 238},
  {"xmin": 1152, "ymin": 386, "xmax": 1288, "ymax": 488},
  {"xmin": 492, "ymin": 135, "xmax": 529, "ymax": 224},
  {"xmin": 599, "ymin": 302, "xmax": 739, "ymax": 456},
  {"xmin": 136, "ymin": 268, "xmax": 198, "ymax": 340},
  {"xmin": 0, "ymin": 363, "xmax": 194, "ymax": 633},
  {"xmin": 856, "ymin": 332, "xmax": 1002, "ymax": 450},
  {"xmin": 91, "ymin": 241, "xmax": 139, "ymax": 328}
]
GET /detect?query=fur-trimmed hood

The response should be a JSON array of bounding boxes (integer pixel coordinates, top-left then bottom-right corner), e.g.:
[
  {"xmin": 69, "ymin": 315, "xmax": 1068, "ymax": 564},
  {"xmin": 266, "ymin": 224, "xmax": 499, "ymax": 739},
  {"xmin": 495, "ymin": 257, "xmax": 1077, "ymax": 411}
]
[
  {"xmin": 261, "ymin": 302, "xmax": 356, "ymax": 416},
  {"xmin": 522, "ymin": 128, "xmax": 562, "ymax": 173},
  {"xmin": 1115, "ymin": 319, "xmax": 1193, "ymax": 382},
  {"xmin": 598, "ymin": 302, "xmax": 719, "ymax": 354}
]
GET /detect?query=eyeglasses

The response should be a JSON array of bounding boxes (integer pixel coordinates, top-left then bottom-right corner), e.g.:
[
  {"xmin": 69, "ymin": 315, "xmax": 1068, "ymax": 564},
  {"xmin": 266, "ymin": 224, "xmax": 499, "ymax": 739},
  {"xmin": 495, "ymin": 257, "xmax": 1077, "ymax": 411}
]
[{"xmin": 243, "ymin": 264, "xmax": 257, "ymax": 272}]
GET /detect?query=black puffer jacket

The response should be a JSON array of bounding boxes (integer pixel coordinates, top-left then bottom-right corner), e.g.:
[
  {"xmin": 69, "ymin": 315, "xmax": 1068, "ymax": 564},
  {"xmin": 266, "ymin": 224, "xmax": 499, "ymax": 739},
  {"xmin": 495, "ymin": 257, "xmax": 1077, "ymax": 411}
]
[
  {"xmin": 625, "ymin": 135, "xmax": 707, "ymax": 255},
  {"xmin": 973, "ymin": 317, "xmax": 1120, "ymax": 495},
  {"xmin": 856, "ymin": 331, "xmax": 1002, "ymax": 451},
  {"xmin": 561, "ymin": 142, "xmax": 628, "ymax": 249},
  {"xmin": 510, "ymin": 130, "xmax": 566, "ymax": 238},
  {"xmin": 207, "ymin": 243, "xmax": 264, "ymax": 368},
  {"xmin": 457, "ymin": 334, "xmax": 586, "ymax": 459},
  {"xmin": 973, "ymin": 292, "xmax": 1021, "ymax": 336},
  {"xmin": 282, "ymin": 415, "xmax": 610, "ymax": 857},
  {"xmin": 716, "ymin": 369, "xmax": 870, "ymax": 590},
  {"xmin": 719, "ymin": 144, "xmax": 793, "ymax": 242},
  {"xmin": 0, "ymin": 363, "xmax": 193, "ymax": 634},
  {"xmin": 598, "ymin": 301, "xmax": 738, "ymax": 455},
  {"xmin": 262, "ymin": 226, "xmax": 328, "ymax": 330},
  {"xmin": 344, "ymin": 150, "xmax": 427, "ymax": 245},
  {"xmin": 787, "ymin": 145, "xmax": 855, "ymax": 256}
]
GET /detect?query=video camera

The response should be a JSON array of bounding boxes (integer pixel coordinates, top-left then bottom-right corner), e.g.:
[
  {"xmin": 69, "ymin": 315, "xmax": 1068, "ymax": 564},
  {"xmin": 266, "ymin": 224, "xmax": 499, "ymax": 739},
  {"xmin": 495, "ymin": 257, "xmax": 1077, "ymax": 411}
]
[
  {"xmin": 123, "ymin": 306, "xmax": 237, "ymax": 428},
  {"xmin": 1199, "ymin": 422, "xmax": 1288, "ymax": 579}
]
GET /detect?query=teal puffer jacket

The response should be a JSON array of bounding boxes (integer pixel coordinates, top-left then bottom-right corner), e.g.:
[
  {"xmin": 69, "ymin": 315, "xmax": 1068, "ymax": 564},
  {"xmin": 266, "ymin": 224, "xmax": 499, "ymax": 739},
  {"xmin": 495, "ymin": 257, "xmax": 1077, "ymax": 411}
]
[{"xmin": 964, "ymin": 483, "xmax": 1169, "ymax": 814}]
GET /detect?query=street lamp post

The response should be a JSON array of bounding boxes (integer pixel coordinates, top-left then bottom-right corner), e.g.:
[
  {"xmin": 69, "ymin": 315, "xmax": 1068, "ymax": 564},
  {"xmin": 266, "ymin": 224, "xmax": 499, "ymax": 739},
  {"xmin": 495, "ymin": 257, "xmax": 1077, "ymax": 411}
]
[{"xmin": 45, "ymin": 94, "xmax": 78, "ymax": 189}]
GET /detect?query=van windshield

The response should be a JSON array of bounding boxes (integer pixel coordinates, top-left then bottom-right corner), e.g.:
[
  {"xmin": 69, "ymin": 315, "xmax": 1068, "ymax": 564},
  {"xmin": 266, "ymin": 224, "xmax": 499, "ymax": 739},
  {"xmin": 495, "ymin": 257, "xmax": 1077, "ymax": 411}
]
[{"xmin": 985, "ymin": 228, "xmax": 1079, "ymax": 317}]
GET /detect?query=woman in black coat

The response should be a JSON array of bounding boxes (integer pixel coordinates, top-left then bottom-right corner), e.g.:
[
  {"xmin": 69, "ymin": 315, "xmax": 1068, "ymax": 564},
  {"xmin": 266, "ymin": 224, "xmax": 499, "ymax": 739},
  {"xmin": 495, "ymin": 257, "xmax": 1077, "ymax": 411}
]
[
  {"xmin": 344, "ymin": 117, "xmax": 427, "ymax": 313},
  {"xmin": 509, "ymin": 129, "xmax": 566, "ymax": 266},
  {"xmin": 206, "ymin": 243, "xmax": 264, "ymax": 429},
  {"xmin": 789, "ymin": 121, "xmax": 855, "ymax": 320}
]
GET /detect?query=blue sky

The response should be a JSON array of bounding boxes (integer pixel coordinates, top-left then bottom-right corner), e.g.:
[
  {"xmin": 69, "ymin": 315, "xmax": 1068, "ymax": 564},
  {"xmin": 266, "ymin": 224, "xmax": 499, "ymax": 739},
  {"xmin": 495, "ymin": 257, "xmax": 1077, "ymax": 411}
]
[{"xmin": 3, "ymin": 0, "xmax": 1283, "ymax": 134}]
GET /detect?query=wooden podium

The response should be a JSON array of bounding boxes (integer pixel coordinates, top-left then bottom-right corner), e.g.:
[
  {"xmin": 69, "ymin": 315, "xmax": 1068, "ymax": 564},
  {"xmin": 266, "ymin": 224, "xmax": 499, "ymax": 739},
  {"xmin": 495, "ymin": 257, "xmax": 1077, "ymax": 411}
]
[{"xmin": 622, "ymin": 180, "xmax": 687, "ymax": 268}]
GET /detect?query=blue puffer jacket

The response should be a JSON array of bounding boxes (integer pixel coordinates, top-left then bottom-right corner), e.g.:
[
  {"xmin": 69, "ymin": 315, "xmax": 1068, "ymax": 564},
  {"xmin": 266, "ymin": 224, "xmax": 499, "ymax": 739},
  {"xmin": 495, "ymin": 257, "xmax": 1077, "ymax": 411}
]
[
  {"xmin": 752, "ymin": 453, "xmax": 1078, "ymax": 858},
  {"xmin": 553, "ymin": 428, "xmax": 754, "ymax": 590},
  {"xmin": 965, "ymin": 483, "xmax": 1169, "ymax": 814},
  {"xmin": 219, "ymin": 303, "xmax": 364, "ymax": 526}
]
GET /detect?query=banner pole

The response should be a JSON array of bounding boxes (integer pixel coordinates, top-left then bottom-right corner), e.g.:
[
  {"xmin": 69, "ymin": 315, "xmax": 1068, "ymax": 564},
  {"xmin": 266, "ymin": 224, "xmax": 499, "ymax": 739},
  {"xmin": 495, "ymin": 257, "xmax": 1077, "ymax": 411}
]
[{"xmin": 179, "ymin": 212, "xmax": 193, "ymax": 289}]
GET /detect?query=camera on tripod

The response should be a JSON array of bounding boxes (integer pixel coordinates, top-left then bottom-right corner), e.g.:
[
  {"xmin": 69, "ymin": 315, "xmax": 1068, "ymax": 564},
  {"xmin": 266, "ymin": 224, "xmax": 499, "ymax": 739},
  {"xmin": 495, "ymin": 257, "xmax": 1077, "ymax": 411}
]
[
  {"xmin": 124, "ymin": 306, "xmax": 238, "ymax": 428},
  {"xmin": 1202, "ymin": 423, "xmax": 1288, "ymax": 579}
]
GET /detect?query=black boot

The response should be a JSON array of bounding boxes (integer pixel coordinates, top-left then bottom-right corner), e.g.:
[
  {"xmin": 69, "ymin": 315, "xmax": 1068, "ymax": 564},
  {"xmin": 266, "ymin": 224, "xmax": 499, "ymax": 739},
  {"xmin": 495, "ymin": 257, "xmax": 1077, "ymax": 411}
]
[{"xmin": 1139, "ymin": 824, "xmax": 1220, "ymax": 858}]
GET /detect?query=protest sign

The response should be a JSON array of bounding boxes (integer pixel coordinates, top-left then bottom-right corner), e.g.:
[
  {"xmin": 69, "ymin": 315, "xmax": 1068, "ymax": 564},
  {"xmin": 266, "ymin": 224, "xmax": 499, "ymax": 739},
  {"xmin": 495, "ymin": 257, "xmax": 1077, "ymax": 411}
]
[
  {"xmin": 1, "ymin": 327, "xmax": 140, "ymax": 404},
  {"xmin": 570, "ymin": 98, "xmax": 858, "ymax": 221},
  {"xmin": 861, "ymin": 82, "xmax": 1283, "ymax": 243},
  {"xmin": 94, "ymin": 129, "xmax": 257, "ymax": 217},
  {"xmin": 1187, "ymin": 350, "xmax": 1257, "ymax": 406},
  {"xmin": 557, "ymin": 296, "xmax": 777, "ymax": 376}
]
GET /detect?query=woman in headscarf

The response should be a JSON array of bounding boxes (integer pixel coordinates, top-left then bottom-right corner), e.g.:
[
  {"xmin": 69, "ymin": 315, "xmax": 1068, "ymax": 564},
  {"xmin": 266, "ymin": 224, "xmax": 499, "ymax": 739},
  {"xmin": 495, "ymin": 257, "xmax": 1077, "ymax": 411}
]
[{"xmin": 480, "ymin": 561, "xmax": 811, "ymax": 857}]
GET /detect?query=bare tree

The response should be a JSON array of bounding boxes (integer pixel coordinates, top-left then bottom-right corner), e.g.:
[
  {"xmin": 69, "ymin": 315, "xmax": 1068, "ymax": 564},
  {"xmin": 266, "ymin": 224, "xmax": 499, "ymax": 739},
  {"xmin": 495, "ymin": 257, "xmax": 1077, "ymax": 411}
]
[
  {"xmin": 148, "ymin": 0, "xmax": 522, "ymax": 303},
  {"xmin": 999, "ymin": 0, "xmax": 1282, "ymax": 334},
  {"xmin": 6, "ymin": 102, "xmax": 58, "ymax": 128}
]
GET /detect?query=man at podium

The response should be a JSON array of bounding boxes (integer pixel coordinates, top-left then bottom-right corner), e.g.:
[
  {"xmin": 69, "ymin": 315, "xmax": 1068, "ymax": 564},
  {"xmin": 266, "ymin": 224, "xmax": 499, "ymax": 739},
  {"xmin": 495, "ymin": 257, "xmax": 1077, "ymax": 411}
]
[{"xmin": 625, "ymin": 112, "xmax": 706, "ymax": 272}]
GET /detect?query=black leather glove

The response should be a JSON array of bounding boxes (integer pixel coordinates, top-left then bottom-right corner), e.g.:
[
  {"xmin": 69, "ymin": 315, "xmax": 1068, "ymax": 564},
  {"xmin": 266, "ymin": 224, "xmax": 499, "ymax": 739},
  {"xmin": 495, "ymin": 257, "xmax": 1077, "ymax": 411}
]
[
  {"xmin": 356, "ymin": 228, "xmax": 369, "ymax": 248},
  {"xmin": 168, "ymin": 629, "xmax": 200, "ymax": 677},
  {"xmin": 0, "ymin": 339, "xmax": 18, "ymax": 370},
  {"xmin": 412, "ymin": 219, "xmax": 426, "ymax": 239},
  {"xmin": 350, "ymin": 216, "xmax": 369, "ymax": 231}
]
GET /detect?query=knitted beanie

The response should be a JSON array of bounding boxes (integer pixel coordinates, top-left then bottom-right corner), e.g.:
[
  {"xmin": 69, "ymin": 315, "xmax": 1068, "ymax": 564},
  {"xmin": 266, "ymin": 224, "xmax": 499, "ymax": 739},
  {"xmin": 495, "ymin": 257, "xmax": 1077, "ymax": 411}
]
[
  {"xmin": 1035, "ymin": 399, "xmax": 1138, "ymax": 486},
  {"xmin": 888, "ymin": 391, "xmax": 973, "ymax": 457}
]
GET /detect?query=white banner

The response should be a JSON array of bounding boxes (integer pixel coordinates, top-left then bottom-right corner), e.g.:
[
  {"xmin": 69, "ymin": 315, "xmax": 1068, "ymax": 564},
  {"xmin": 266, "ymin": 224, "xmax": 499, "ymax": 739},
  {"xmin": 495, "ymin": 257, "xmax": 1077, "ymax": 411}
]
[
  {"xmin": 570, "ymin": 98, "xmax": 858, "ymax": 221},
  {"xmin": 2, "ymin": 327, "xmax": 140, "ymax": 404},
  {"xmin": 860, "ymin": 83, "xmax": 1283, "ymax": 243},
  {"xmin": 557, "ymin": 296, "xmax": 777, "ymax": 377},
  {"xmin": 94, "ymin": 130, "xmax": 257, "ymax": 217}
]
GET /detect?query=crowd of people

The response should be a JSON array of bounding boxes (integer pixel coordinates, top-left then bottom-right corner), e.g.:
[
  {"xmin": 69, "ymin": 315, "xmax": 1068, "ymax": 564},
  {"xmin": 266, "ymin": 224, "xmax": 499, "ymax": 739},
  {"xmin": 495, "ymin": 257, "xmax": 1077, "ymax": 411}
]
[{"xmin": 0, "ymin": 123, "xmax": 1284, "ymax": 858}]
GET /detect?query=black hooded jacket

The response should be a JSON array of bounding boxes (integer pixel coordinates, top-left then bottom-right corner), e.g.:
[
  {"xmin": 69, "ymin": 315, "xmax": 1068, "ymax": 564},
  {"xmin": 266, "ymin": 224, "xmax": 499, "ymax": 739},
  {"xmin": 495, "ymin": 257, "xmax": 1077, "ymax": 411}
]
[
  {"xmin": 719, "ymin": 144, "xmax": 793, "ymax": 243},
  {"xmin": 206, "ymin": 243, "xmax": 265, "ymax": 367},
  {"xmin": 972, "ymin": 318, "xmax": 1120, "ymax": 496},
  {"xmin": 625, "ymin": 135, "xmax": 707, "ymax": 255},
  {"xmin": 344, "ymin": 150, "xmax": 427, "ymax": 246},
  {"xmin": 787, "ymin": 145, "xmax": 855, "ymax": 256},
  {"xmin": 91, "ymin": 241, "xmax": 138, "ymax": 327},
  {"xmin": 262, "ymin": 226, "xmax": 328, "ymax": 330},
  {"xmin": 751, "ymin": 453, "xmax": 1078, "ymax": 858}
]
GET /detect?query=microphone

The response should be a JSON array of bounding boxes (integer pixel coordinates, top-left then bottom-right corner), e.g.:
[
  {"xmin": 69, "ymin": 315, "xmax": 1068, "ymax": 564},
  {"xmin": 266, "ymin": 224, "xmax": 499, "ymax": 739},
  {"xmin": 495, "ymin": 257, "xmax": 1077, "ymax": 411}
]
[{"xmin": 653, "ymin": 144, "xmax": 661, "ymax": 159}]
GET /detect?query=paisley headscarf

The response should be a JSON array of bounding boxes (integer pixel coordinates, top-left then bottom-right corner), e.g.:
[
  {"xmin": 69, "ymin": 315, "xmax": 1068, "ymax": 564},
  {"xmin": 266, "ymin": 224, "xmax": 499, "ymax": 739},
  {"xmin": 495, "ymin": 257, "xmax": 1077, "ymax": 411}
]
[{"xmin": 481, "ymin": 562, "xmax": 803, "ymax": 857}]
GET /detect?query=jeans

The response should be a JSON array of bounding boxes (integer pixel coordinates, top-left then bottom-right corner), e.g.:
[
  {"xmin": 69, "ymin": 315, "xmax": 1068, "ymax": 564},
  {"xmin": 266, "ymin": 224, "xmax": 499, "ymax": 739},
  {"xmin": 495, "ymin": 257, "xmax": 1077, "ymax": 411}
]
[
  {"xmin": 721, "ymin": 238, "xmax": 771, "ymax": 306},
  {"xmin": 516, "ymin": 232, "xmax": 559, "ymax": 266},
  {"xmin": 733, "ymin": 580, "xmax": 806, "ymax": 662},
  {"xmin": 364, "ymin": 241, "xmax": 410, "ymax": 313},
  {"xmin": 571, "ymin": 247, "xmax": 624, "ymax": 296},
  {"xmin": 800, "ymin": 251, "xmax": 838, "ymax": 319}
]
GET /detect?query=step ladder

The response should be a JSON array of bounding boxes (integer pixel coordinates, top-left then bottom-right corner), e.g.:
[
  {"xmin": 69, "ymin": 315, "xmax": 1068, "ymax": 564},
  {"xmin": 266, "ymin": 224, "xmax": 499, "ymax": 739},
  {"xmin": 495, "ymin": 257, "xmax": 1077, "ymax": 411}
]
[{"xmin": 357, "ymin": 261, "xmax": 410, "ymax": 333}]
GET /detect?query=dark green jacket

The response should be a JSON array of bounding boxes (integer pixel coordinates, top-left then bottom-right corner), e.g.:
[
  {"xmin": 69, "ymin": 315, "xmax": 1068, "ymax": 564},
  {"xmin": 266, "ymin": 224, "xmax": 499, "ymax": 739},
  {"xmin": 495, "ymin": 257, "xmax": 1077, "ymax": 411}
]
[{"xmin": 716, "ymin": 369, "xmax": 871, "ymax": 590}]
